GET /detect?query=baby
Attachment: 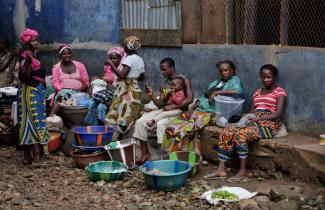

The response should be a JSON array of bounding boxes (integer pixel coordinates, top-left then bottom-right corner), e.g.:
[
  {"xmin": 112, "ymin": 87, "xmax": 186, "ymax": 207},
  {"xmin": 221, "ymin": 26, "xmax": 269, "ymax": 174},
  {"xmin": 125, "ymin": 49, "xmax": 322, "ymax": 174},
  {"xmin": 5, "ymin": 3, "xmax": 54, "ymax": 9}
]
[
  {"xmin": 146, "ymin": 77, "xmax": 186, "ymax": 128},
  {"xmin": 90, "ymin": 75, "xmax": 107, "ymax": 97}
]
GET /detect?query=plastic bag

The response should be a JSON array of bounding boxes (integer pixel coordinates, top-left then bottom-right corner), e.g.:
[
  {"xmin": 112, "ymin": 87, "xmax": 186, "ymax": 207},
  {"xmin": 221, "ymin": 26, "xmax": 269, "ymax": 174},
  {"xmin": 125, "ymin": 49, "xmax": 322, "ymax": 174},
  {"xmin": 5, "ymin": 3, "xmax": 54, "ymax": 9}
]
[{"xmin": 201, "ymin": 186, "xmax": 257, "ymax": 206}]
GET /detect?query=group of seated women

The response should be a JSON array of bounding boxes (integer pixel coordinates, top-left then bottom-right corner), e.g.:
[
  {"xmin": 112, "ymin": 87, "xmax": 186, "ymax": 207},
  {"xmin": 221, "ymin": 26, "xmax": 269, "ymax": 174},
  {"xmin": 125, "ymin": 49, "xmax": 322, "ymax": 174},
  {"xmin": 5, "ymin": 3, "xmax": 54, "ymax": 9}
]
[{"xmin": 15, "ymin": 28, "xmax": 287, "ymax": 183}]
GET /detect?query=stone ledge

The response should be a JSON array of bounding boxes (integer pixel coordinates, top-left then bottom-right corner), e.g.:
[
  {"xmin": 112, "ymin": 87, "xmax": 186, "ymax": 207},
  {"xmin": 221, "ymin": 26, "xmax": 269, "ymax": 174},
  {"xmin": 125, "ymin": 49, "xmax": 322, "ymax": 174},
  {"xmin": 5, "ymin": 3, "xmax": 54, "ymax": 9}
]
[{"xmin": 199, "ymin": 126, "xmax": 325, "ymax": 184}]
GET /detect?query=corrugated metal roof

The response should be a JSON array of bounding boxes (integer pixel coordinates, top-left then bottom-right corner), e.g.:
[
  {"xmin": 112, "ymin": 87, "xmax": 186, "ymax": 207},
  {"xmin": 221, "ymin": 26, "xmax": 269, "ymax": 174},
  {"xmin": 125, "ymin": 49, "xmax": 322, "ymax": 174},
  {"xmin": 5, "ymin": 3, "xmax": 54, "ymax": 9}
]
[{"xmin": 122, "ymin": 0, "xmax": 181, "ymax": 29}]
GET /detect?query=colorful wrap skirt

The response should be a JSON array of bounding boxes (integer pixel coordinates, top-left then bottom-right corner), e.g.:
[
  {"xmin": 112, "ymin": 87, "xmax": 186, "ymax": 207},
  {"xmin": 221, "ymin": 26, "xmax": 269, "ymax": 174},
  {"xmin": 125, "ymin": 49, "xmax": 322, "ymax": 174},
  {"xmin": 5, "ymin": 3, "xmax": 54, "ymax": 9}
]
[
  {"xmin": 162, "ymin": 111, "xmax": 213, "ymax": 152},
  {"xmin": 105, "ymin": 78, "xmax": 143, "ymax": 131},
  {"xmin": 217, "ymin": 110, "xmax": 281, "ymax": 161},
  {"xmin": 17, "ymin": 83, "xmax": 49, "ymax": 146}
]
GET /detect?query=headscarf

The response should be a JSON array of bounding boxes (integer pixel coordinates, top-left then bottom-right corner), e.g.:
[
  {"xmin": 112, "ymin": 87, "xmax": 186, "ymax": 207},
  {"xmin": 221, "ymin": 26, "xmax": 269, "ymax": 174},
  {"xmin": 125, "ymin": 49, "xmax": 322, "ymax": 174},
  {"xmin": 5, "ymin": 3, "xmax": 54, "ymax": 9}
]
[
  {"xmin": 20, "ymin": 28, "xmax": 38, "ymax": 45},
  {"xmin": 106, "ymin": 47, "xmax": 127, "ymax": 71},
  {"xmin": 123, "ymin": 36, "xmax": 141, "ymax": 51},
  {"xmin": 58, "ymin": 44, "xmax": 72, "ymax": 55}
]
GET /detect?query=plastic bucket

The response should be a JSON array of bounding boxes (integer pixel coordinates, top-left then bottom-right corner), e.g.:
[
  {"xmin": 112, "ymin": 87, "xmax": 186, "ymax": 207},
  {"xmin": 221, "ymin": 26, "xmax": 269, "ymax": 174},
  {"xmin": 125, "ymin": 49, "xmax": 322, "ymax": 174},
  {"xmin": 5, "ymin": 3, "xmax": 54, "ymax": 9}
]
[
  {"xmin": 214, "ymin": 95, "xmax": 245, "ymax": 120},
  {"xmin": 104, "ymin": 139, "xmax": 136, "ymax": 169}
]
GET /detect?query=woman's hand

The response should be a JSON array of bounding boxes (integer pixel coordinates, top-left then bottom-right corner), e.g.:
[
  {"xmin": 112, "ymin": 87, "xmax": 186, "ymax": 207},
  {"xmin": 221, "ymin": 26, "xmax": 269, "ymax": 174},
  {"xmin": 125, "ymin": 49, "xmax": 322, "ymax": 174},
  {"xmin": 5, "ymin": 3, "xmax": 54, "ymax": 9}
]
[
  {"xmin": 145, "ymin": 83, "xmax": 153, "ymax": 97},
  {"xmin": 25, "ymin": 49, "xmax": 32, "ymax": 58},
  {"xmin": 163, "ymin": 104, "xmax": 177, "ymax": 111},
  {"xmin": 186, "ymin": 106, "xmax": 195, "ymax": 118},
  {"xmin": 250, "ymin": 117, "xmax": 262, "ymax": 122},
  {"xmin": 105, "ymin": 58, "xmax": 114, "ymax": 67},
  {"xmin": 208, "ymin": 91, "xmax": 218, "ymax": 103}
]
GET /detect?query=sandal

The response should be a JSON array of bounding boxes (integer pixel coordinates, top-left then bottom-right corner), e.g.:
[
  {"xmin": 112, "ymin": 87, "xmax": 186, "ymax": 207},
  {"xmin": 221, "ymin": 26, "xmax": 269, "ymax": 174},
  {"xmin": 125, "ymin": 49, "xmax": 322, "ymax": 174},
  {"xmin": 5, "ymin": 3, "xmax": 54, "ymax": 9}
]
[
  {"xmin": 203, "ymin": 173, "xmax": 227, "ymax": 180},
  {"xmin": 226, "ymin": 176, "xmax": 249, "ymax": 183}
]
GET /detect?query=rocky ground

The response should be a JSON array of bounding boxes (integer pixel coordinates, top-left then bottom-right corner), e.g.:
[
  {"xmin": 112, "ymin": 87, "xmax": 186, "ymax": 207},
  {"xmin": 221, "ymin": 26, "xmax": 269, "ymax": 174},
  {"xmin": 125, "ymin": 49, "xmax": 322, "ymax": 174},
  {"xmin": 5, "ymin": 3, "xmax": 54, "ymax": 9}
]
[{"xmin": 0, "ymin": 146, "xmax": 324, "ymax": 210}]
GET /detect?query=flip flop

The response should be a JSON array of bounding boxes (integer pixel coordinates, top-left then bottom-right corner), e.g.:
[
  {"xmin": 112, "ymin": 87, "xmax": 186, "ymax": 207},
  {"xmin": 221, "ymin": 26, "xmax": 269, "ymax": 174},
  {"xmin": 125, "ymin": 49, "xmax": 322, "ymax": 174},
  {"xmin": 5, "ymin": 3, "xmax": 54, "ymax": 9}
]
[
  {"xmin": 203, "ymin": 173, "xmax": 227, "ymax": 180},
  {"xmin": 226, "ymin": 176, "xmax": 249, "ymax": 183}
]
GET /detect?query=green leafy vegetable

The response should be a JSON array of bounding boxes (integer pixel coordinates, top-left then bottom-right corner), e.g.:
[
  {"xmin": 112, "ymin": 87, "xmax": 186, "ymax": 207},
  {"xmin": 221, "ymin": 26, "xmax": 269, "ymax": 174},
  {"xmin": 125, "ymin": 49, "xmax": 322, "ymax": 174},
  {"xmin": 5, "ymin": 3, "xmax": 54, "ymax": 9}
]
[{"xmin": 211, "ymin": 190, "xmax": 239, "ymax": 200}]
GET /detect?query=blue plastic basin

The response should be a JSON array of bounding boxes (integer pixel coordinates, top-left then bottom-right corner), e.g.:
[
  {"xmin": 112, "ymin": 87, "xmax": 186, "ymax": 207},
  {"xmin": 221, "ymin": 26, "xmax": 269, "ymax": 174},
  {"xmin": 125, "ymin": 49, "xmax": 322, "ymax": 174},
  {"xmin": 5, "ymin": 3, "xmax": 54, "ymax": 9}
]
[
  {"xmin": 139, "ymin": 160, "xmax": 192, "ymax": 192},
  {"xmin": 71, "ymin": 126, "xmax": 113, "ymax": 148}
]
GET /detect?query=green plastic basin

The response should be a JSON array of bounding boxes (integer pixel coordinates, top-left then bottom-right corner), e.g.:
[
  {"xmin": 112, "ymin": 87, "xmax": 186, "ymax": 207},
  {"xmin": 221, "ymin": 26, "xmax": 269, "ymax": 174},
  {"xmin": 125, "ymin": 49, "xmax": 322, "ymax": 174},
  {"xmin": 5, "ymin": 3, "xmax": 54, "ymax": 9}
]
[{"xmin": 86, "ymin": 161, "xmax": 128, "ymax": 182}]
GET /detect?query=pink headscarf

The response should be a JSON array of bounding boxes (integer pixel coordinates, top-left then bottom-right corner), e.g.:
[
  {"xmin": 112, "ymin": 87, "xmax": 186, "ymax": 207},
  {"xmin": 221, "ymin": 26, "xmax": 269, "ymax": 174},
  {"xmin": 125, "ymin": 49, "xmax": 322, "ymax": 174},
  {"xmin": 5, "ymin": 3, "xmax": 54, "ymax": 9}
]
[
  {"xmin": 20, "ymin": 28, "xmax": 39, "ymax": 45},
  {"xmin": 58, "ymin": 44, "xmax": 72, "ymax": 55},
  {"xmin": 107, "ymin": 47, "xmax": 126, "ymax": 70}
]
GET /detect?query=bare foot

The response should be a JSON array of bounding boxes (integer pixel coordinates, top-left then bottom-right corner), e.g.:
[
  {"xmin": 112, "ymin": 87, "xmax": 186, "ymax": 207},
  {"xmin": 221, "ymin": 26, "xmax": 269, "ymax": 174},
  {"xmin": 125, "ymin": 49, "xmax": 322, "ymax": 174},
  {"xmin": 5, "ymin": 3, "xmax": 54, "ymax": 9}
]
[
  {"xmin": 226, "ymin": 171, "xmax": 249, "ymax": 183},
  {"xmin": 203, "ymin": 169, "xmax": 227, "ymax": 180}
]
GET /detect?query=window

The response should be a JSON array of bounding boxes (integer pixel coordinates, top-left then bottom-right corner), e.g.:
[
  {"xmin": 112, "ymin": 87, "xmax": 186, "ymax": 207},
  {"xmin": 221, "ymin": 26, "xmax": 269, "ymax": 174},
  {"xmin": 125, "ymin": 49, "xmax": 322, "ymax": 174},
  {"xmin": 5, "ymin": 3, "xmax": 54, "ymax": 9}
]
[{"xmin": 121, "ymin": 0, "xmax": 182, "ymax": 47}]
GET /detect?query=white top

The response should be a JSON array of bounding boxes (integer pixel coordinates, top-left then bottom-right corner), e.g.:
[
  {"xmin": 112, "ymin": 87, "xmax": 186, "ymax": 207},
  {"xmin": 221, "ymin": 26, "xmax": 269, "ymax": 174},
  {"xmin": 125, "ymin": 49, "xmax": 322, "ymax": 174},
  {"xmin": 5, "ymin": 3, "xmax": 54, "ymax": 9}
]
[{"xmin": 122, "ymin": 54, "xmax": 145, "ymax": 78}]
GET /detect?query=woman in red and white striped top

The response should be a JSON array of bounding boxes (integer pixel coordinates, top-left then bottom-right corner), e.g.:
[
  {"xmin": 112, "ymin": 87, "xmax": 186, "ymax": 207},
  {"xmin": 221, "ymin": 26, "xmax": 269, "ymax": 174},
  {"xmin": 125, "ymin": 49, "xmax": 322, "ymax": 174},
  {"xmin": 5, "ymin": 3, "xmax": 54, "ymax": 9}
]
[
  {"xmin": 205, "ymin": 64, "xmax": 287, "ymax": 183},
  {"xmin": 253, "ymin": 87, "xmax": 286, "ymax": 112}
]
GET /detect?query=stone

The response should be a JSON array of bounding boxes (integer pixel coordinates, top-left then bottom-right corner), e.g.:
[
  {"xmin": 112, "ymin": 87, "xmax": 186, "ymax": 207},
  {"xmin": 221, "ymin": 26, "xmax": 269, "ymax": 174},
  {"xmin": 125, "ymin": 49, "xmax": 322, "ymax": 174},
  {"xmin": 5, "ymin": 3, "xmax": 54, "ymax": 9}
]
[
  {"xmin": 238, "ymin": 199, "xmax": 261, "ymax": 210},
  {"xmin": 256, "ymin": 183, "xmax": 272, "ymax": 196},
  {"xmin": 164, "ymin": 199, "xmax": 177, "ymax": 209},
  {"xmin": 269, "ymin": 199, "xmax": 299, "ymax": 210},
  {"xmin": 254, "ymin": 196, "xmax": 270, "ymax": 203},
  {"xmin": 269, "ymin": 189, "xmax": 286, "ymax": 202},
  {"xmin": 301, "ymin": 205, "xmax": 314, "ymax": 210}
]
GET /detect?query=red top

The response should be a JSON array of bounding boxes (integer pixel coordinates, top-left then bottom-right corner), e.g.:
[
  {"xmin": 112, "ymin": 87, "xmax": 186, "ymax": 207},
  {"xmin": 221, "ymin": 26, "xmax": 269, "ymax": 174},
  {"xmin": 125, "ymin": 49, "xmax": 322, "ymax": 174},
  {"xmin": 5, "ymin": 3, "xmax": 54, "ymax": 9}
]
[
  {"xmin": 253, "ymin": 87, "xmax": 286, "ymax": 112},
  {"xmin": 167, "ymin": 90, "xmax": 186, "ymax": 105}
]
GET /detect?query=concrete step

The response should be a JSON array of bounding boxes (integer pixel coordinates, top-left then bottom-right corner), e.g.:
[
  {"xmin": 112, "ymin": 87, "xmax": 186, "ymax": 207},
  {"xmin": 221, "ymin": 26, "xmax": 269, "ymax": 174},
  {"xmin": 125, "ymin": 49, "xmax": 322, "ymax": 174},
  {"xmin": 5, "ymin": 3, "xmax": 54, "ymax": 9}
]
[{"xmin": 200, "ymin": 126, "xmax": 325, "ymax": 184}]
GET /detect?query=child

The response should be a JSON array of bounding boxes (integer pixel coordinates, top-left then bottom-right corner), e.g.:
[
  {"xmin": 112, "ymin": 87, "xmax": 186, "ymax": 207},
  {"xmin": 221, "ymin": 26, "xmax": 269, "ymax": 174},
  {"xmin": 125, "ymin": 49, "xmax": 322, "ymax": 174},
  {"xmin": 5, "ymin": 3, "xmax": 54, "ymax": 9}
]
[
  {"xmin": 146, "ymin": 76, "xmax": 186, "ymax": 128},
  {"xmin": 85, "ymin": 76, "xmax": 114, "ymax": 125},
  {"xmin": 90, "ymin": 75, "xmax": 107, "ymax": 97}
]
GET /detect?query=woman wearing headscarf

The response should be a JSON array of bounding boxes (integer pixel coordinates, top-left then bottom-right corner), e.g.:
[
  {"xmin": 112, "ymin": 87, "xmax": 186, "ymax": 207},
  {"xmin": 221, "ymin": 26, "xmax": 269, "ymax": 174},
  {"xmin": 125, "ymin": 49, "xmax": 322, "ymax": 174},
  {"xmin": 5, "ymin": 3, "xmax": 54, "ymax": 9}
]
[
  {"xmin": 162, "ymin": 60, "xmax": 243, "ymax": 153},
  {"xmin": 102, "ymin": 47, "xmax": 127, "ymax": 86},
  {"xmin": 18, "ymin": 28, "xmax": 49, "ymax": 165},
  {"xmin": 84, "ymin": 47, "xmax": 126, "ymax": 125},
  {"xmin": 50, "ymin": 44, "xmax": 90, "ymax": 114},
  {"xmin": 105, "ymin": 36, "xmax": 145, "ymax": 139}
]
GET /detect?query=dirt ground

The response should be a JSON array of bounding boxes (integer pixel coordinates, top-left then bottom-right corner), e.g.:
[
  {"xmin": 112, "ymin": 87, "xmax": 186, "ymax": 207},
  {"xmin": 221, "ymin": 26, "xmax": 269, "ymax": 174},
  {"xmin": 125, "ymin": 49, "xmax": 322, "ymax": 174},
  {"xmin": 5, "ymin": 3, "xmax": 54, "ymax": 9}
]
[{"xmin": 0, "ymin": 146, "xmax": 324, "ymax": 210}]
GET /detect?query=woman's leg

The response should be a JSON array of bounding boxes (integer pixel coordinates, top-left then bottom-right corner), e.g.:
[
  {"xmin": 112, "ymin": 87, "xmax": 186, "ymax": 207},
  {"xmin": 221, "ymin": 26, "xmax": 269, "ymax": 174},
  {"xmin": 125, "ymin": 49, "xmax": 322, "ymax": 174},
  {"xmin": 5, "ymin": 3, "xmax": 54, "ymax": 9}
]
[
  {"xmin": 133, "ymin": 112, "xmax": 158, "ymax": 163},
  {"xmin": 138, "ymin": 139, "xmax": 151, "ymax": 162},
  {"xmin": 227, "ymin": 126, "xmax": 260, "ymax": 182},
  {"xmin": 23, "ymin": 145, "xmax": 32, "ymax": 165},
  {"xmin": 32, "ymin": 144, "xmax": 41, "ymax": 162},
  {"xmin": 204, "ymin": 126, "xmax": 236, "ymax": 179}
]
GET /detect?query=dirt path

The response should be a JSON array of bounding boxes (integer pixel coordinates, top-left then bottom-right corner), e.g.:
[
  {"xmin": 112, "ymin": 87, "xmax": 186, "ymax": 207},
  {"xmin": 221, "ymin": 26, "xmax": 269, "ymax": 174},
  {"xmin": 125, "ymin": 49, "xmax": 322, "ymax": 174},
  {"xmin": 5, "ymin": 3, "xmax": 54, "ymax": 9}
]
[{"xmin": 0, "ymin": 146, "xmax": 324, "ymax": 210}]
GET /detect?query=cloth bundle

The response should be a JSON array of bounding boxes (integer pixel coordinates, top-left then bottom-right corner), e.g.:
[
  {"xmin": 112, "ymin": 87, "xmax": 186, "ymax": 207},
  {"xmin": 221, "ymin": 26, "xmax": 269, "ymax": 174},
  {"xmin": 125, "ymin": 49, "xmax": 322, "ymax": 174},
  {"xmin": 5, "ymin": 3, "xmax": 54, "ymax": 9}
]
[
  {"xmin": 0, "ymin": 87, "xmax": 18, "ymax": 97},
  {"xmin": 46, "ymin": 115, "xmax": 63, "ymax": 130}
]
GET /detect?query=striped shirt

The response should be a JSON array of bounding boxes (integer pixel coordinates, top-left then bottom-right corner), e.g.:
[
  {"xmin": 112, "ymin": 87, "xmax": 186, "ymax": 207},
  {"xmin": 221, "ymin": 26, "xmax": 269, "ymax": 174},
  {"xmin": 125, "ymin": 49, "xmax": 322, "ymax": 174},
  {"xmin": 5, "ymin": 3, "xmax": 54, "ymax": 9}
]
[{"xmin": 253, "ymin": 87, "xmax": 286, "ymax": 112}]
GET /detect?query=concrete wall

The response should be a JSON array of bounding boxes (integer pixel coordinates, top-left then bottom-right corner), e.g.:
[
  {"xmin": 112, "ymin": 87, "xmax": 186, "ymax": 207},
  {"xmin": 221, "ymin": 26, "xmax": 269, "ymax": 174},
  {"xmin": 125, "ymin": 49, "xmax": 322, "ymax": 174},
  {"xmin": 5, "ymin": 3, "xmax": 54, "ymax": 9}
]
[
  {"xmin": 0, "ymin": 0, "xmax": 120, "ymax": 43},
  {"xmin": 139, "ymin": 45, "xmax": 325, "ymax": 137},
  {"xmin": 0, "ymin": 1, "xmax": 324, "ymax": 137}
]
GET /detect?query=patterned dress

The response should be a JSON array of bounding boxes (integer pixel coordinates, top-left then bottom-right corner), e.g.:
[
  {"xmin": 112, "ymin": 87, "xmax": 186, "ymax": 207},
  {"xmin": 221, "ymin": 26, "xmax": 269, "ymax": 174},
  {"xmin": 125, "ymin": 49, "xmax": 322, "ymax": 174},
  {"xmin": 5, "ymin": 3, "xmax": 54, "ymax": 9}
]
[
  {"xmin": 17, "ymin": 52, "xmax": 49, "ymax": 149},
  {"xmin": 105, "ymin": 78, "xmax": 143, "ymax": 132},
  {"xmin": 217, "ymin": 87, "xmax": 286, "ymax": 161},
  {"xmin": 162, "ymin": 76, "xmax": 243, "ymax": 152}
]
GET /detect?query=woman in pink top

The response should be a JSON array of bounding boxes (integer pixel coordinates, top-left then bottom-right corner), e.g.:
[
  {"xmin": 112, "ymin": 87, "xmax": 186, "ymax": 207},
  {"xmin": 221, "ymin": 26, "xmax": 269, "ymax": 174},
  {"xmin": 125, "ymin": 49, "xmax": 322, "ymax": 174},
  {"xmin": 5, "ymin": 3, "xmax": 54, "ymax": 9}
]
[
  {"xmin": 205, "ymin": 64, "xmax": 287, "ymax": 183},
  {"xmin": 52, "ymin": 45, "xmax": 89, "ymax": 92},
  {"xmin": 102, "ymin": 47, "xmax": 126, "ymax": 85},
  {"xmin": 50, "ymin": 45, "xmax": 89, "ymax": 117}
]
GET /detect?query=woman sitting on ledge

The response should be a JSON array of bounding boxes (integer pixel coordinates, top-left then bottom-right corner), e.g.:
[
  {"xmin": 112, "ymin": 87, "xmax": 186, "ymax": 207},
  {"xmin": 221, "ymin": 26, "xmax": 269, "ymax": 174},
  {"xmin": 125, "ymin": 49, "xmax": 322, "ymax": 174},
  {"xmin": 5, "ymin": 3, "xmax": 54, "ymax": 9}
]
[
  {"xmin": 163, "ymin": 60, "xmax": 243, "ymax": 153},
  {"xmin": 205, "ymin": 64, "xmax": 286, "ymax": 183}
]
